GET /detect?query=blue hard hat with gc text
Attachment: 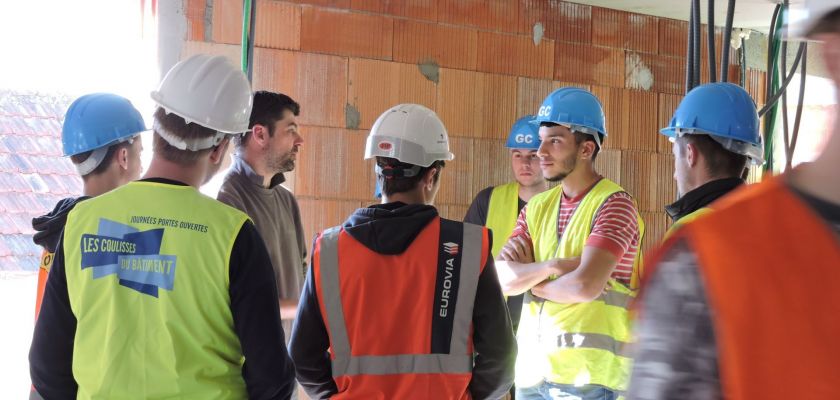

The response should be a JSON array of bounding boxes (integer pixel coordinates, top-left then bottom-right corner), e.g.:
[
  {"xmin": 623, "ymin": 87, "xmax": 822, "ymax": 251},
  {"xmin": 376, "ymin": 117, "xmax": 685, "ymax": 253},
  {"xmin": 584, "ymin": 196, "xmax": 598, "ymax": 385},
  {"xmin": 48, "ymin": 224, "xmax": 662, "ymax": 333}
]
[
  {"xmin": 506, "ymin": 115, "xmax": 541, "ymax": 150},
  {"xmin": 62, "ymin": 93, "xmax": 147, "ymax": 157},
  {"xmin": 532, "ymin": 87, "xmax": 607, "ymax": 144}
]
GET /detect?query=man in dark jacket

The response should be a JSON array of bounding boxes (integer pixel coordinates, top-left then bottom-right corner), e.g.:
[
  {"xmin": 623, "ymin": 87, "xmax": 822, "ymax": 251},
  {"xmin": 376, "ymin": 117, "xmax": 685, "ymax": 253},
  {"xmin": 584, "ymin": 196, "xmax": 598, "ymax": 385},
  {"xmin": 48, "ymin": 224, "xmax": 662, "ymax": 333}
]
[{"xmin": 289, "ymin": 104, "xmax": 516, "ymax": 400}]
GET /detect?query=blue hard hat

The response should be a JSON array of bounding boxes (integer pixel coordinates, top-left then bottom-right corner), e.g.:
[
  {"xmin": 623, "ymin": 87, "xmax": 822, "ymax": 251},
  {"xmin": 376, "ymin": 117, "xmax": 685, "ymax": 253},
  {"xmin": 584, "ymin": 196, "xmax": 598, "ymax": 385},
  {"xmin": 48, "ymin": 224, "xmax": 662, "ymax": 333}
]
[
  {"xmin": 660, "ymin": 82, "xmax": 763, "ymax": 163},
  {"xmin": 532, "ymin": 87, "xmax": 607, "ymax": 145},
  {"xmin": 505, "ymin": 115, "xmax": 541, "ymax": 150},
  {"xmin": 62, "ymin": 93, "xmax": 147, "ymax": 156}
]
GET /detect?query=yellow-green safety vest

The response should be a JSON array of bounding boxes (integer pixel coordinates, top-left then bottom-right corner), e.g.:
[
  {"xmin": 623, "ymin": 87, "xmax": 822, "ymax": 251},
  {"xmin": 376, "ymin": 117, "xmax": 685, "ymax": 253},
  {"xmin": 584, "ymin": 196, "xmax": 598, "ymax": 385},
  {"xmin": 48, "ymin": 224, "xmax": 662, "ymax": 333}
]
[
  {"xmin": 515, "ymin": 179, "xmax": 645, "ymax": 392},
  {"xmin": 486, "ymin": 182, "xmax": 520, "ymax": 258},
  {"xmin": 63, "ymin": 181, "xmax": 250, "ymax": 399},
  {"xmin": 663, "ymin": 207, "xmax": 714, "ymax": 240}
]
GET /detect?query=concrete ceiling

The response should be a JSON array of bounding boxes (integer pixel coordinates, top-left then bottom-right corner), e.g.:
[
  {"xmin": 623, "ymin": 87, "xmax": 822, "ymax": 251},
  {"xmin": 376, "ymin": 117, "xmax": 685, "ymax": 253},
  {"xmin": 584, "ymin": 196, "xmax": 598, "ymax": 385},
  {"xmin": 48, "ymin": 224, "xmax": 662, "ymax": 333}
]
[{"xmin": 571, "ymin": 0, "xmax": 805, "ymax": 33}]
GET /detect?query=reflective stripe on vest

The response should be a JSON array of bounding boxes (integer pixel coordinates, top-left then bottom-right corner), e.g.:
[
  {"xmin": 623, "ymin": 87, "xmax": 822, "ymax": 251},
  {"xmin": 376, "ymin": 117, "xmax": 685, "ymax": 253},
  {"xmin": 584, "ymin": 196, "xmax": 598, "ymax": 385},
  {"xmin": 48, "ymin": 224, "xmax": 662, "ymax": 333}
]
[
  {"xmin": 486, "ymin": 182, "xmax": 520, "ymax": 258},
  {"xmin": 676, "ymin": 178, "xmax": 840, "ymax": 399},
  {"xmin": 516, "ymin": 179, "xmax": 644, "ymax": 391},
  {"xmin": 63, "ymin": 181, "xmax": 249, "ymax": 399},
  {"xmin": 317, "ymin": 222, "xmax": 484, "ymax": 378}
]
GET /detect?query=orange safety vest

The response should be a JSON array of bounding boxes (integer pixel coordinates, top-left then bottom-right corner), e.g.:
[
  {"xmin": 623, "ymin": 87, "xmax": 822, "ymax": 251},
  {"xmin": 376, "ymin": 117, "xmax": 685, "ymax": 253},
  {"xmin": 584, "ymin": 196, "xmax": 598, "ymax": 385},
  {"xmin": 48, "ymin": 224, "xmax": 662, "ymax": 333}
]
[
  {"xmin": 656, "ymin": 177, "xmax": 839, "ymax": 399},
  {"xmin": 312, "ymin": 217, "xmax": 489, "ymax": 399}
]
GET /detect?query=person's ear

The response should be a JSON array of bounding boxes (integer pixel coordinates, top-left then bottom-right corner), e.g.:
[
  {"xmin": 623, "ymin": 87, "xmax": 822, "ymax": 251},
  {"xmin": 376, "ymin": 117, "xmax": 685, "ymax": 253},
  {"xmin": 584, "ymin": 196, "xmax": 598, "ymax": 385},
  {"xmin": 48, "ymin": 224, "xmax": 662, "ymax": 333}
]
[{"xmin": 210, "ymin": 137, "xmax": 230, "ymax": 165}]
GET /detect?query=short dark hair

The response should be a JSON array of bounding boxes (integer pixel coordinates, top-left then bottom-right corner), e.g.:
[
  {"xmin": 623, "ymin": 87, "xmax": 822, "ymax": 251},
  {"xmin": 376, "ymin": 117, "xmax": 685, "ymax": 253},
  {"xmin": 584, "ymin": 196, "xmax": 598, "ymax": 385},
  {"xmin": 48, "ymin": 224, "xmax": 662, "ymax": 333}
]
[
  {"xmin": 540, "ymin": 122, "xmax": 602, "ymax": 160},
  {"xmin": 677, "ymin": 134, "xmax": 749, "ymax": 178},
  {"xmin": 810, "ymin": 8, "xmax": 840, "ymax": 36},
  {"xmin": 377, "ymin": 157, "xmax": 445, "ymax": 196},
  {"xmin": 236, "ymin": 91, "xmax": 300, "ymax": 148},
  {"xmin": 152, "ymin": 107, "xmax": 216, "ymax": 166},
  {"xmin": 70, "ymin": 141, "xmax": 133, "ymax": 177}
]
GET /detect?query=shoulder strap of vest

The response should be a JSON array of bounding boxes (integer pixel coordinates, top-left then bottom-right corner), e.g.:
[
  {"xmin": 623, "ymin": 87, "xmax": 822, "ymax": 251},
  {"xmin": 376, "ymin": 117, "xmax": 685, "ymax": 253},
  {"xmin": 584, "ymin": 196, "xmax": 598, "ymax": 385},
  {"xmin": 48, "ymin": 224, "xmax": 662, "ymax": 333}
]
[{"xmin": 314, "ymin": 226, "xmax": 352, "ymax": 374}]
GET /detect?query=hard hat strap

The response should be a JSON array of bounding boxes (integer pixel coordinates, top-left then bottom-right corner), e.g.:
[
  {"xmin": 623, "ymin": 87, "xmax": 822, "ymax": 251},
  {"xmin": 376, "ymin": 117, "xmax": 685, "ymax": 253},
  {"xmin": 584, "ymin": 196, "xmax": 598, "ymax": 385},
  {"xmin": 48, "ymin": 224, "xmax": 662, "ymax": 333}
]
[
  {"xmin": 74, "ymin": 146, "xmax": 110, "ymax": 176},
  {"xmin": 375, "ymin": 163, "xmax": 422, "ymax": 179}
]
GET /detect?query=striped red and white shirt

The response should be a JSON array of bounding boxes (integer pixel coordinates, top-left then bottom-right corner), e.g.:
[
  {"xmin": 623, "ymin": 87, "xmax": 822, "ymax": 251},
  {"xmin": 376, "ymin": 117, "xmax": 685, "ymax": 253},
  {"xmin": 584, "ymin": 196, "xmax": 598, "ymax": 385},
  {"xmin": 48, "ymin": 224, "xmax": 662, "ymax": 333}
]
[{"xmin": 509, "ymin": 179, "xmax": 640, "ymax": 286}]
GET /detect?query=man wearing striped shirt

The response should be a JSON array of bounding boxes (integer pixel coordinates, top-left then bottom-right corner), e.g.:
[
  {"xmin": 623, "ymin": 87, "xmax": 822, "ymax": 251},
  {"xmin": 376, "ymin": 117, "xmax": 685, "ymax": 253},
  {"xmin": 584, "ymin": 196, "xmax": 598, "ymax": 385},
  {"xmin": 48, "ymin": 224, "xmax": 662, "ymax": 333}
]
[{"xmin": 496, "ymin": 88, "xmax": 644, "ymax": 400}]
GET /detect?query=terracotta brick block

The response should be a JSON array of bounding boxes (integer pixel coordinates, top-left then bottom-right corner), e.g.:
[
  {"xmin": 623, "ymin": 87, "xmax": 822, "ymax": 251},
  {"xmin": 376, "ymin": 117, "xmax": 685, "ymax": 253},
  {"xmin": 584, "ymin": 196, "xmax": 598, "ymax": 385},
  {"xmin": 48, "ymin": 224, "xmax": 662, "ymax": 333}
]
[
  {"xmin": 436, "ymin": 69, "xmax": 517, "ymax": 140},
  {"xmin": 640, "ymin": 211, "xmax": 669, "ymax": 252},
  {"xmin": 626, "ymin": 52, "xmax": 685, "ymax": 95},
  {"xmin": 294, "ymin": 126, "xmax": 375, "ymax": 200},
  {"xmin": 436, "ymin": 137, "xmax": 474, "ymax": 206},
  {"xmin": 620, "ymin": 150, "xmax": 659, "ymax": 212},
  {"xmin": 555, "ymin": 42, "xmax": 624, "ymax": 88},
  {"xmin": 745, "ymin": 68, "xmax": 767, "ymax": 106},
  {"xmin": 298, "ymin": 197, "xmax": 363, "ymax": 249},
  {"xmin": 516, "ymin": 77, "xmax": 573, "ymax": 119},
  {"xmin": 520, "ymin": 0, "xmax": 591, "ymax": 44},
  {"xmin": 656, "ymin": 153, "xmax": 676, "ymax": 206},
  {"xmin": 185, "ymin": 0, "xmax": 206, "ymax": 41},
  {"xmin": 477, "ymin": 31, "xmax": 554, "ymax": 79},
  {"xmin": 699, "ymin": 25, "xmax": 724, "ymax": 84},
  {"xmin": 438, "ymin": 0, "xmax": 519, "ymax": 33},
  {"xmin": 657, "ymin": 93, "xmax": 682, "ymax": 154},
  {"xmin": 623, "ymin": 90, "xmax": 659, "ymax": 152},
  {"xmin": 347, "ymin": 59, "xmax": 436, "ymax": 130},
  {"xmin": 255, "ymin": 0, "xmax": 300, "ymax": 50},
  {"xmin": 437, "ymin": 204, "xmax": 470, "ymax": 222},
  {"xmin": 350, "ymin": 0, "xmax": 437, "ymax": 21},
  {"xmin": 393, "ymin": 19, "xmax": 478, "ymax": 70},
  {"xmin": 592, "ymin": 7, "xmax": 658, "ymax": 54},
  {"xmin": 288, "ymin": 0, "xmax": 350, "ymax": 9},
  {"xmin": 590, "ymin": 86, "xmax": 624, "ymax": 149},
  {"xmin": 594, "ymin": 148, "xmax": 622, "ymax": 186},
  {"xmin": 300, "ymin": 7, "xmax": 393, "ymax": 60},
  {"xmin": 212, "ymin": 0, "xmax": 243, "ymax": 45},
  {"xmin": 471, "ymin": 138, "xmax": 512, "ymax": 196},
  {"xmin": 659, "ymin": 18, "xmax": 687, "ymax": 57},
  {"xmin": 181, "ymin": 41, "xmax": 241, "ymax": 64},
  {"xmin": 253, "ymin": 48, "xmax": 348, "ymax": 128}
]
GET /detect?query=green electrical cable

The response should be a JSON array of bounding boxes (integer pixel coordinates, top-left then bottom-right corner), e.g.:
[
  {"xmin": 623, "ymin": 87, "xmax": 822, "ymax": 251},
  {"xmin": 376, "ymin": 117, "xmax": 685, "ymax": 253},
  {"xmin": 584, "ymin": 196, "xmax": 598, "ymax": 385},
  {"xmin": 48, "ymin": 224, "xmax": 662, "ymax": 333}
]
[
  {"xmin": 763, "ymin": 8, "xmax": 784, "ymax": 175},
  {"xmin": 241, "ymin": 0, "xmax": 252, "ymax": 73}
]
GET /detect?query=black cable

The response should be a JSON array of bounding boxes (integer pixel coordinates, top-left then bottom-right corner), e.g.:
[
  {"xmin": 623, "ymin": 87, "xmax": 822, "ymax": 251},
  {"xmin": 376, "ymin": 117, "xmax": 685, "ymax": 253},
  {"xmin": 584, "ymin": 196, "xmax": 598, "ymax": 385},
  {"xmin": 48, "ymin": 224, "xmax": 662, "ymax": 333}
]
[
  {"xmin": 692, "ymin": 0, "xmax": 702, "ymax": 85},
  {"xmin": 740, "ymin": 36, "xmax": 747, "ymax": 87},
  {"xmin": 781, "ymin": 3, "xmax": 790, "ymax": 167},
  {"xmin": 759, "ymin": 42, "xmax": 805, "ymax": 117},
  {"xmin": 721, "ymin": 0, "xmax": 736, "ymax": 82},
  {"xmin": 687, "ymin": 2, "xmax": 696, "ymax": 92},
  {"xmin": 708, "ymin": 0, "xmax": 717, "ymax": 83},
  {"xmin": 790, "ymin": 44, "xmax": 807, "ymax": 161}
]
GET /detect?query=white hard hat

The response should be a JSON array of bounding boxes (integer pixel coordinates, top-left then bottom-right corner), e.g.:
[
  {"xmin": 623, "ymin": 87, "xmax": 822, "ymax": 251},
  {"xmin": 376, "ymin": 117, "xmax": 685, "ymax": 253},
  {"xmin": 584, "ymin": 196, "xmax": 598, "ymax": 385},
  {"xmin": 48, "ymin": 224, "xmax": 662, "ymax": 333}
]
[
  {"xmin": 786, "ymin": 0, "xmax": 840, "ymax": 40},
  {"xmin": 151, "ymin": 54, "xmax": 253, "ymax": 150},
  {"xmin": 365, "ymin": 104, "xmax": 454, "ymax": 167}
]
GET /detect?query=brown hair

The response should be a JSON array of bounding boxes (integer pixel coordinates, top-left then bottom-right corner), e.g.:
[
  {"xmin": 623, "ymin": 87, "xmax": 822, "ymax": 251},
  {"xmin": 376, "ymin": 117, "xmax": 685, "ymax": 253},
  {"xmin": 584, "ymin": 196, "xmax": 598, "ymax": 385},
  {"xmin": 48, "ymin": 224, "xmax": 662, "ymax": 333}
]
[
  {"xmin": 377, "ymin": 157, "xmax": 445, "ymax": 196},
  {"xmin": 677, "ymin": 134, "xmax": 749, "ymax": 179},
  {"xmin": 152, "ymin": 107, "xmax": 216, "ymax": 166}
]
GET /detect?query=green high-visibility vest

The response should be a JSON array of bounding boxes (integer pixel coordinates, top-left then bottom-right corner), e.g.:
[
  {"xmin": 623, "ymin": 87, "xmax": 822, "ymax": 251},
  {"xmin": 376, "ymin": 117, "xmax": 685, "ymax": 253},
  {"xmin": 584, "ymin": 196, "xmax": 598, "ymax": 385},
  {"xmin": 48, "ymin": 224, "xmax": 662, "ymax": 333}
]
[
  {"xmin": 515, "ymin": 179, "xmax": 644, "ymax": 392},
  {"xmin": 63, "ymin": 181, "xmax": 250, "ymax": 399}
]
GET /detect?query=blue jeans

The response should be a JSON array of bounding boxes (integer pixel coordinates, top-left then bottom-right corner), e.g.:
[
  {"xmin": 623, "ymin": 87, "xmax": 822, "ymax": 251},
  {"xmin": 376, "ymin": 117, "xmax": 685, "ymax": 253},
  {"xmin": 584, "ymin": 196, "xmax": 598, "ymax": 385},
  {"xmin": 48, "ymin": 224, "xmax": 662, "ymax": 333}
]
[{"xmin": 516, "ymin": 381, "xmax": 618, "ymax": 400}]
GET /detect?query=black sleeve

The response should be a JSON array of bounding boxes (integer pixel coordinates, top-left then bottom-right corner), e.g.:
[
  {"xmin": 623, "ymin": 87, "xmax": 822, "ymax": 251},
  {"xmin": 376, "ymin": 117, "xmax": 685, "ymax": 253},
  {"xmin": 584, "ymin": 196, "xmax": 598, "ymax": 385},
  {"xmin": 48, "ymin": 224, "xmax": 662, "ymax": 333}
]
[
  {"xmin": 288, "ymin": 235, "xmax": 338, "ymax": 399},
  {"xmin": 230, "ymin": 221, "xmax": 297, "ymax": 399},
  {"xmin": 469, "ymin": 232, "xmax": 517, "ymax": 400},
  {"xmin": 30, "ymin": 234, "xmax": 78, "ymax": 399},
  {"xmin": 464, "ymin": 187, "xmax": 494, "ymax": 226}
]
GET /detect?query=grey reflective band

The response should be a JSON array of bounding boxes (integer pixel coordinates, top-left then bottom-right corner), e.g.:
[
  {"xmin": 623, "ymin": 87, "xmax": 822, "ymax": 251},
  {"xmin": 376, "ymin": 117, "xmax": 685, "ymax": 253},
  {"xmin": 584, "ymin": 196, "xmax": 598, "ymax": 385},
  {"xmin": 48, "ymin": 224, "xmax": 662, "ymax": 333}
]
[
  {"xmin": 557, "ymin": 332, "xmax": 632, "ymax": 358},
  {"xmin": 449, "ymin": 223, "xmax": 483, "ymax": 355},
  {"xmin": 318, "ymin": 223, "xmax": 484, "ymax": 377},
  {"xmin": 317, "ymin": 227, "xmax": 352, "ymax": 376},
  {"xmin": 344, "ymin": 354, "xmax": 473, "ymax": 376},
  {"xmin": 596, "ymin": 290, "xmax": 634, "ymax": 309}
]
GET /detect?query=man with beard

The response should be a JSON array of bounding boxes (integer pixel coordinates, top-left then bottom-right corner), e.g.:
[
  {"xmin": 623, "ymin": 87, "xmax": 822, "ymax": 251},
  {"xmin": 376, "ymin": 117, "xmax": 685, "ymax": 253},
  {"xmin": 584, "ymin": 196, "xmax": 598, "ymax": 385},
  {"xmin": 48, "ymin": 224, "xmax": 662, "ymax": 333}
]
[
  {"xmin": 218, "ymin": 91, "xmax": 306, "ymax": 333},
  {"xmin": 30, "ymin": 54, "xmax": 295, "ymax": 399},
  {"xmin": 495, "ymin": 88, "xmax": 644, "ymax": 400},
  {"xmin": 465, "ymin": 115, "xmax": 547, "ymax": 335}
]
